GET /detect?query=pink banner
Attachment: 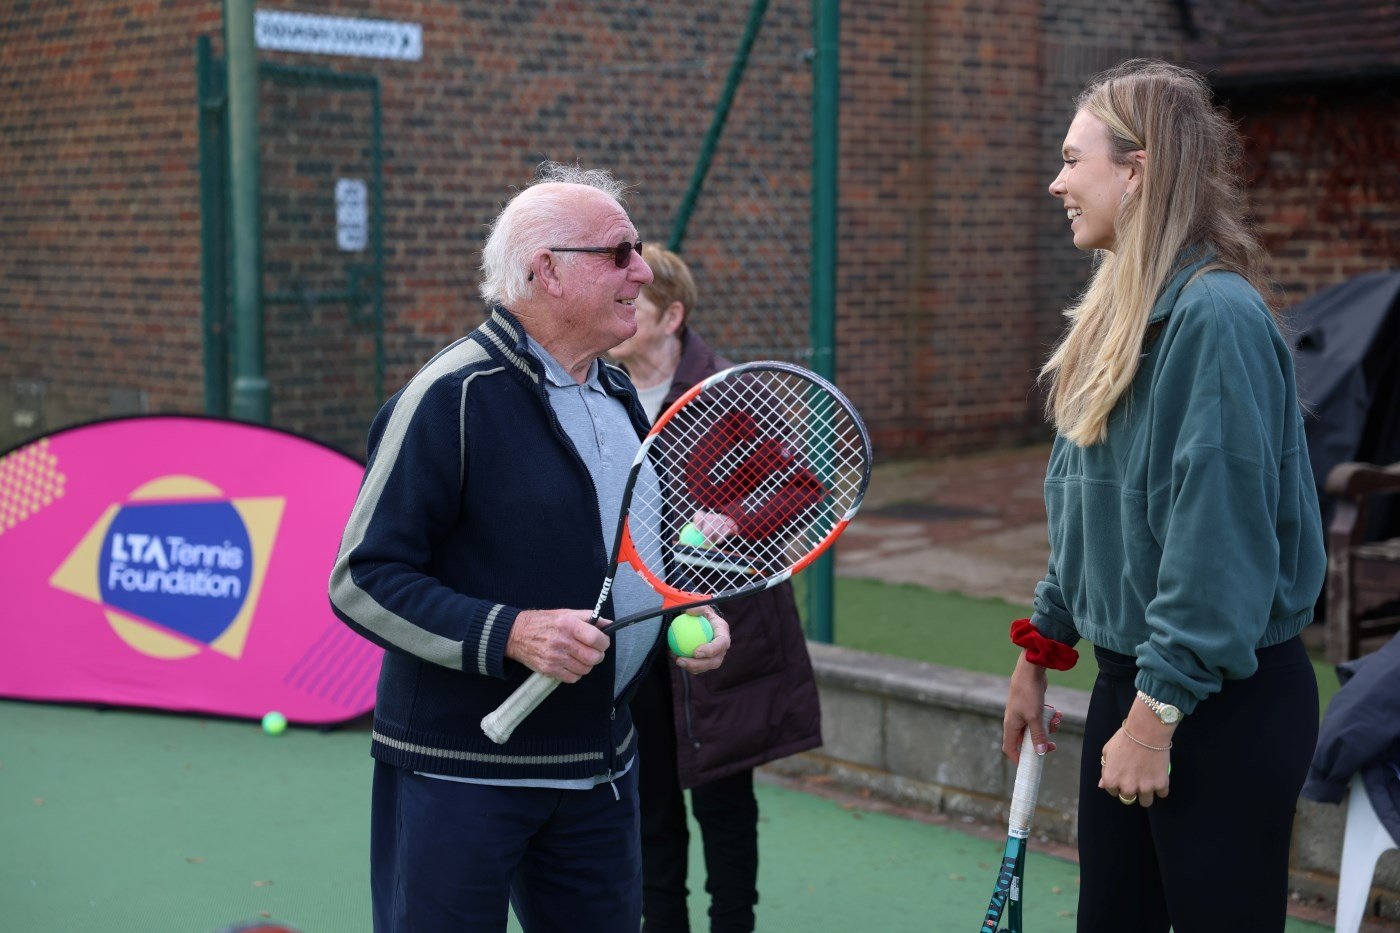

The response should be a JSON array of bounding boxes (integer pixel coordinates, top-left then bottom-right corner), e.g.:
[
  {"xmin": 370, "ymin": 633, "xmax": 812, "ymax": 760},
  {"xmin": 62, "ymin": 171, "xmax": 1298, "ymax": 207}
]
[{"xmin": 0, "ymin": 416, "xmax": 377, "ymax": 725}]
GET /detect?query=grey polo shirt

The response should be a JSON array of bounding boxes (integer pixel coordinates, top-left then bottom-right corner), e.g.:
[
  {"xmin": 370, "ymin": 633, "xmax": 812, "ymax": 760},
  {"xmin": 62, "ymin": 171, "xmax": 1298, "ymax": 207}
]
[{"xmin": 525, "ymin": 335, "xmax": 664, "ymax": 696}]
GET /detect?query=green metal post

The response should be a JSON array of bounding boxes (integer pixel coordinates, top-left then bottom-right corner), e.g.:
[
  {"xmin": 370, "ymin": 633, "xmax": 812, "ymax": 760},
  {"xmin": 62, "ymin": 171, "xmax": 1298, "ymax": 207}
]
[
  {"xmin": 371, "ymin": 81, "xmax": 386, "ymax": 405},
  {"xmin": 807, "ymin": 0, "xmax": 839, "ymax": 643},
  {"xmin": 667, "ymin": 0, "xmax": 770, "ymax": 253},
  {"xmin": 196, "ymin": 36, "xmax": 229, "ymax": 416},
  {"xmin": 224, "ymin": 0, "xmax": 269, "ymax": 423}
]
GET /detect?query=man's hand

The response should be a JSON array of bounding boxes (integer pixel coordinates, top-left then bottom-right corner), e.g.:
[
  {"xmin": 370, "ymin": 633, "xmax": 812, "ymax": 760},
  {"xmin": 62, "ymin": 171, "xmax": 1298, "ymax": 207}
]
[
  {"xmin": 506, "ymin": 609, "xmax": 610, "ymax": 683},
  {"xmin": 674, "ymin": 606, "xmax": 731, "ymax": 674}
]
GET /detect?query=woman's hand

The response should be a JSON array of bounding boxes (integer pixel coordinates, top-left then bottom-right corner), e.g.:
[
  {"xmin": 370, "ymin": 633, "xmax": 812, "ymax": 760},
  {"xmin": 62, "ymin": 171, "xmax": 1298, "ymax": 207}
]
[
  {"xmin": 1001, "ymin": 652, "xmax": 1063, "ymax": 763},
  {"xmin": 1099, "ymin": 703, "xmax": 1176, "ymax": 807}
]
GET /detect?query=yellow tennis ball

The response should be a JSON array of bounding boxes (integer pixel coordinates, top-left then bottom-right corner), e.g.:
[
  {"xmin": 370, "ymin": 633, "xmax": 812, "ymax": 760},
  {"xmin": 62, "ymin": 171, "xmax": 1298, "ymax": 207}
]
[
  {"xmin": 261, "ymin": 711, "xmax": 288, "ymax": 736},
  {"xmin": 667, "ymin": 613, "xmax": 715, "ymax": 658},
  {"xmin": 678, "ymin": 522, "xmax": 709, "ymax": 548}
]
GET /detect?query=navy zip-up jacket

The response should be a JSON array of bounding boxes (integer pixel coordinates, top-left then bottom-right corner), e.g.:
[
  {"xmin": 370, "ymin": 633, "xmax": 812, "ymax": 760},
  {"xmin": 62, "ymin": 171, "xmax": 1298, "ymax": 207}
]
[{"xmin": 329, "ymin": 307, "xmax": 661, "ymax": 780}]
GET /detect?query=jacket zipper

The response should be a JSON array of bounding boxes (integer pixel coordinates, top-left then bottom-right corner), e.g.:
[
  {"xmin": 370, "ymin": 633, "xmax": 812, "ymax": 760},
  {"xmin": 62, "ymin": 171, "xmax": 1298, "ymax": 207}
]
[{"xmin": 517, "ymin": 340, "xmax": 661, "ymax": 788}]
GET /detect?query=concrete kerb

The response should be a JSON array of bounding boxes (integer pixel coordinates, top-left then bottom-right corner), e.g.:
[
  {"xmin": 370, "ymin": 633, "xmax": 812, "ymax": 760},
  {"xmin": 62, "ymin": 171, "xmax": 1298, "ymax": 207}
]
[{"xmin": 764, "ymin": 641, "xmax": 1400, "ymax": 922}]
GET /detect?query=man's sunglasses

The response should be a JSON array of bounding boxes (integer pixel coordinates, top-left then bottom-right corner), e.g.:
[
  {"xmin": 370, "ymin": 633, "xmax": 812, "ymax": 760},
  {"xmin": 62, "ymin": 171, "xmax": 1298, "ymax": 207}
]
[{"xmin": 548, "ymin": 240, "xmax": 643, "ymax": 268}]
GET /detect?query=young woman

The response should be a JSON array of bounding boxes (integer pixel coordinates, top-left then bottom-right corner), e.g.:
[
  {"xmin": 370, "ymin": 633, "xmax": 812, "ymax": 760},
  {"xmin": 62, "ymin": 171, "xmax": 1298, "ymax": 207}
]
[{"xmin": 1000, "ymin": 60, "xmax": 1326, "ymax": 931}]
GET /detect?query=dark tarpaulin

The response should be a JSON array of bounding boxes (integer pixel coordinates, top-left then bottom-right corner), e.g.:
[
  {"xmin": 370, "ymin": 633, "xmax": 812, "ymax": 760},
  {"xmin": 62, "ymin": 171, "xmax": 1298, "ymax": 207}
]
[{"xmin": 1290, "ymin": 270, "xmax": 1400, "ymax": 538}]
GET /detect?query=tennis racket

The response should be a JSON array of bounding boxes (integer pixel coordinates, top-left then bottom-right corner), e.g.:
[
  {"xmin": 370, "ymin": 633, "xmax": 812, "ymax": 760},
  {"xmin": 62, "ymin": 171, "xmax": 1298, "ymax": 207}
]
[
  {"xmin": 980, "ymin": 706, "xmax": 1055, "ymax": 933},
  {"xmin": 480, "ymin": 360, "xmax": 871, "ymax": 744}
]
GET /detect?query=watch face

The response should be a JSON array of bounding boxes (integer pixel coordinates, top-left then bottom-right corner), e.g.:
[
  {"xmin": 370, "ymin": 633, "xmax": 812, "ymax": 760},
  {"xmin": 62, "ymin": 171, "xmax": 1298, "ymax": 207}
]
[{"xmin": 1159, "ymin": 704, "xmax": 1181, "ymax": 724}]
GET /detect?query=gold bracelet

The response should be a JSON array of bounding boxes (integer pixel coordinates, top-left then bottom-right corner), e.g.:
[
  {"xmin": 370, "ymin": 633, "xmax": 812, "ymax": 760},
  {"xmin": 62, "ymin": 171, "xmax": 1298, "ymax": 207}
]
[{"xmin": 1121, "ymin": 719, "xmax": 1172, "ymax": 752}]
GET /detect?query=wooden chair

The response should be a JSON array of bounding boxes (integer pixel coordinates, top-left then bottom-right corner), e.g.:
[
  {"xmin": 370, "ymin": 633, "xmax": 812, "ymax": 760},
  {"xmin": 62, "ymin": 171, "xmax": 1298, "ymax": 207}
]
[{"xmin": 1326, "ymin": 461, "xmax": 1400, "ymax": 663}]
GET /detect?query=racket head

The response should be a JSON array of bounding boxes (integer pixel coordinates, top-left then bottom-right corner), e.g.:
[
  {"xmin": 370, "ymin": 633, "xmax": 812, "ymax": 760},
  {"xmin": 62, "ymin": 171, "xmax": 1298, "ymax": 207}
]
[{"xmin": 613, "ymin": 361, "xmax": 871, "ymax": 616}]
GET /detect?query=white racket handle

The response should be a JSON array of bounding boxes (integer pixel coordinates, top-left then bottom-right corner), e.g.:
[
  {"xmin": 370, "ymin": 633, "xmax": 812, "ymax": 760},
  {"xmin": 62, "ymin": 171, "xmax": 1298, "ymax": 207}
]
[
  {"xmin": 1008, "ymin": 707, "xmax": 1052, "ymax": 838},
  {"xmin": 480, "ymin": 672, "xmax": 562, "ymax": 744}
]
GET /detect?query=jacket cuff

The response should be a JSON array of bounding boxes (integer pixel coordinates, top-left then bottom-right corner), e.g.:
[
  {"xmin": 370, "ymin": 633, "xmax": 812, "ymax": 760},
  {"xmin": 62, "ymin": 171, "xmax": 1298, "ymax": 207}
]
[
  {"xmin": 1133, "ymin": 671, "xmax": 1200, "ymax": 716},
  {"xmin": 1029, "ymin": 603, "xmax": 1079, "ymax": 648},
  {"xmin": 462, "ymin": 602, "xmax": 521, "ymax": 679}
]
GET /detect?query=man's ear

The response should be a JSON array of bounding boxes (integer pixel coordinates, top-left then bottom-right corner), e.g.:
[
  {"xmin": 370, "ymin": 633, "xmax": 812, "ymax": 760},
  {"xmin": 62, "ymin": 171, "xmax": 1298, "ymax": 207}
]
[{"xmin": 532, "ymin": 251, "xmax": 566, "ymax": 297}]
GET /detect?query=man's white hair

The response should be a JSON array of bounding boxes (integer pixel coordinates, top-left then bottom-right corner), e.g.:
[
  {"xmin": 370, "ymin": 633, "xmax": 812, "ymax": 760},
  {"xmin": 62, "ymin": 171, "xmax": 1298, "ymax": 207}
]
[{"xmin": 479, "ymin": 162, "xmax": 629, "ymax": 308}]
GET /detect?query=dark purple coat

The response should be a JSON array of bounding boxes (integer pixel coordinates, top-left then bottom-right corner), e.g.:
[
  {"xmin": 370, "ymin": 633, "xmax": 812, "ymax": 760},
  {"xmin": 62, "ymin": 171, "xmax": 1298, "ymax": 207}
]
[{"xmin": 657, "ymin": 331, "xmax": 823, "ymax": 788}]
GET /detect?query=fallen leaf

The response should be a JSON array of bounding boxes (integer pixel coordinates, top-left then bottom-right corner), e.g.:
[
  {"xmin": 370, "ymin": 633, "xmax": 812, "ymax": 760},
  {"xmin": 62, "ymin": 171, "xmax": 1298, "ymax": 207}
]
[
  {"xmin": 185, "ymin": 857, "xmax": 205, "ymax": 864},
  {"xmin": 1052, "ymin": 886, "xmax": 1063, "ymax": 895},
  {"xmin": 253, "ymin": 880, "xmax": 274, "ymax": 887},
  {"xmin": 948, "ymin": 873, "xmax": 966, "ymax": 882},
  {"xmin": 32, "ymin": 798, "xmax": 44, "ymax": 806}
]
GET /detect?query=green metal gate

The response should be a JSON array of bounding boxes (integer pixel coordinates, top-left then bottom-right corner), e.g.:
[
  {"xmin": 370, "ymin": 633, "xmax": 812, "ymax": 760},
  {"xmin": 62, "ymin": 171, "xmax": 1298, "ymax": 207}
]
[{"xmin": 197, "ymin": 36, "xmax": 384, "ymax": 456}]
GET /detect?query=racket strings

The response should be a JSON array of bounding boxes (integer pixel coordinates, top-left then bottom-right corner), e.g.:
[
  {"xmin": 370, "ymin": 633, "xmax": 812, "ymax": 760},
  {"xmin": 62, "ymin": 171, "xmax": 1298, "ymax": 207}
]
[{"xmin": 634, "ymin": 367, "xmax": 869, "ymax": 598}]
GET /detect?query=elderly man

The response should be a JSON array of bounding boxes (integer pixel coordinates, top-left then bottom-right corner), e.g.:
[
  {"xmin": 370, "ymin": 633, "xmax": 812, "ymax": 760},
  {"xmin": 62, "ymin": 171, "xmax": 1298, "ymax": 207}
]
[{"xmin": 329, "ymin": 162, "xmax": 731, "ymax": 933}]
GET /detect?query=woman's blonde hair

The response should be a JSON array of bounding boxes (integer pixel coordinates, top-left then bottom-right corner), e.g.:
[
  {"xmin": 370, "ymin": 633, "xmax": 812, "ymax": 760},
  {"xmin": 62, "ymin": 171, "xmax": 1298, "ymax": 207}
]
[
  {"xmin": 1042, "ymin": 59, "xmax": 1271, "ymax": 445},
  {"xmin": 640, "ymin": 244, "xmax": 698, "ymax": 332}
]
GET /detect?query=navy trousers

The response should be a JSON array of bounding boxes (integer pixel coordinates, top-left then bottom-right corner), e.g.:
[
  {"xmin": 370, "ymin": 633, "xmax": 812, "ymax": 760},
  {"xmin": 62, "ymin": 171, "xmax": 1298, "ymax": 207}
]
[
  {"xmin": 1076, "ymin": 637, "xmax": 1318, "ymax": 932},
  {"xmin": 370, "ymin": 760, "xmax": 642, "ymax": 933}
]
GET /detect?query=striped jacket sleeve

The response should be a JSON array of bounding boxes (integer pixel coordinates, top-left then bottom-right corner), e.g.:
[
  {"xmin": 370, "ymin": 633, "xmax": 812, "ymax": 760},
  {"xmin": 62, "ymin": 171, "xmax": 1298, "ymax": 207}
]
[{"xmin": 327, "ymin": 351, "xmax": 518, "ymax": 678}]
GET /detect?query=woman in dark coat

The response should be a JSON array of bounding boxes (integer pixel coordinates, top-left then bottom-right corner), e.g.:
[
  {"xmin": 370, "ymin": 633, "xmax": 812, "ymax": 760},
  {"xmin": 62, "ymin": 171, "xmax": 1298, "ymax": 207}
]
[{"xmin": 612, "ymin": 245, "xmax": 823, "ymax": 933}]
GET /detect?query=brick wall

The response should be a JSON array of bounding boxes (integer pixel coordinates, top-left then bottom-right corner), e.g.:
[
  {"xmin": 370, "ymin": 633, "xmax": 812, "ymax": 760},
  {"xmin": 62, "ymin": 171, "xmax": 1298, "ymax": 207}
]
[
  {"xmin": 0, "ymin": 0, "xmax": 220, "ymax": 441},
  {"xmin": 1228, "ymin": 83, "xmax": 1400, "ymax": 306},
  {"xmin": 2, "ymin": 1, "xmax": 1394, "ymax": 460}
]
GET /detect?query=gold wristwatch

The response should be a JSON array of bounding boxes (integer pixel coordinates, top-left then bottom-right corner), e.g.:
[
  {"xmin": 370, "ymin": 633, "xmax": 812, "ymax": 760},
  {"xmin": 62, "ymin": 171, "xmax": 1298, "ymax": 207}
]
[{"xmin": 1135, "ymin": 689, "xmax": 1182, "ymax": 724}]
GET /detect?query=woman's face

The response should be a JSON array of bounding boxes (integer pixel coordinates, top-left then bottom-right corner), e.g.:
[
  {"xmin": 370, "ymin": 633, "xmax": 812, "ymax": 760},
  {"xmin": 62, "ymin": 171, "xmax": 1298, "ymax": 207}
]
[
  {"xmin": 608, "ymin": 289, "xmax": 677, "ymax": 365},
  {"xmin": 1048, "ymin": 110, "xmax": 1139, "ymax": 253}
]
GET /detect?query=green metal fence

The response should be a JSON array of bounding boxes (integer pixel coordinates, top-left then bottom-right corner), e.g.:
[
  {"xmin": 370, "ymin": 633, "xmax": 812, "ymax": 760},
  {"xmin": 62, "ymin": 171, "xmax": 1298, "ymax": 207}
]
[{"xmin": 199, "ymin": 0, "xmax": 842, "ymax": 636}]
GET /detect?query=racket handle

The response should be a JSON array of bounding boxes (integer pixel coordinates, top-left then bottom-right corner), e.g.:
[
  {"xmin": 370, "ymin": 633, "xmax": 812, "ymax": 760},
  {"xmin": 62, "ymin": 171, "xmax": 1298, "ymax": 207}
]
[
  {"xmin": 1008, "ymin": 706, "xmax": 1053, "ymax": 837},
  {"xmin": 480, "ymin": 672, "xmax": 563, "ymax": 744}
]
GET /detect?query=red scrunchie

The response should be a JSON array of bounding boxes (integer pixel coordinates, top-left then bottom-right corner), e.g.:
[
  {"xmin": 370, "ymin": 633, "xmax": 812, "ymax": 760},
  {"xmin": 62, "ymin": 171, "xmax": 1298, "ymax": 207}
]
[{"xmin": 1010, "ymin": 618, "xmax": 1079, "ymax": 671}]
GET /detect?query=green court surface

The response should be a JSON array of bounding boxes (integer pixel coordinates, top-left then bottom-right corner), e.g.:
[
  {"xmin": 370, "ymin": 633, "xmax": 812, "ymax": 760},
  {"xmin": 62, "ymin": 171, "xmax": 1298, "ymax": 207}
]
[
  {"xmin": 829, "ymin": 578, "xmax": 1344, "ymax": 713},
  {"xmin": 0, "ymin": 701, "xmax": 1331, "ymax": 932}
]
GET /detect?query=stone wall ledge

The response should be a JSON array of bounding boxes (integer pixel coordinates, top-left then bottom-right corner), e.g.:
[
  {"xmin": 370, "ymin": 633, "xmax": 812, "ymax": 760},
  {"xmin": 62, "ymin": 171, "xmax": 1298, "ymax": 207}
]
[{"xmin": 762, "ymin": 642, "xmax": 1400, "ymax": 922}]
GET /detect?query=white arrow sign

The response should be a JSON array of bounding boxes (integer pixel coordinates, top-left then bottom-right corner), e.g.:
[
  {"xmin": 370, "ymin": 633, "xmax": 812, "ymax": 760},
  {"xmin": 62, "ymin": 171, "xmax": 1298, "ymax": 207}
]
[{"xmin": 255, "ymin": 11, "xmax": 422, "ymax": 62}]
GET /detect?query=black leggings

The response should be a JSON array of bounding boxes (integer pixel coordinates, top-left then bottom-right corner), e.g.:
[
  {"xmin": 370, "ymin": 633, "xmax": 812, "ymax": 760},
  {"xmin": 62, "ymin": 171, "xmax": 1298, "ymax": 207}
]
[
  {"xmin": 1076, "ymin": 637, "xmax": 1318, "ymax": 933},
  {"xmin": 635, "ymin": 659, "xmax": 759, "ymax": 933}
]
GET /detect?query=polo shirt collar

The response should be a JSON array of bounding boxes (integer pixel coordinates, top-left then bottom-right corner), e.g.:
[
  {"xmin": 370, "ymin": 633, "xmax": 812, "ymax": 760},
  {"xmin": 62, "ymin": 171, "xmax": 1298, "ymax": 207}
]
[{"xmin": 526, "ymin": 335, "xmax": 603, "ymax": 392}]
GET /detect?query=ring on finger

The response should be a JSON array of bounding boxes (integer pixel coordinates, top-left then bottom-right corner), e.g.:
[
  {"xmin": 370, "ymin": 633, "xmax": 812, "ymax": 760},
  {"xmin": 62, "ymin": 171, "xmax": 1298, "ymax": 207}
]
[
  {"xmin": 1100, "ymin": 755, "xmax": 1107, "ymax": 768},
  {"xmin": 1118, "ymin": 793, "xmax": 1137, "ymax": 805}
]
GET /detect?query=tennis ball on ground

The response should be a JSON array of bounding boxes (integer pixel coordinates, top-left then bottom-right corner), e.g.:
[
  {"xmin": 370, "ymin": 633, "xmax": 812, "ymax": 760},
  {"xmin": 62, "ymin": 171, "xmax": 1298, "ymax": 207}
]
[
  {"xmin": 667, "ymin": 613, "xmax": 715, "ymax": 658},
  {"xmin": 261, "ymin": 711, "xmax": 288, "ymax": 736},
  {"xmin": 678, "ymin": 522, "xmax": 709, "ymax": 548}
]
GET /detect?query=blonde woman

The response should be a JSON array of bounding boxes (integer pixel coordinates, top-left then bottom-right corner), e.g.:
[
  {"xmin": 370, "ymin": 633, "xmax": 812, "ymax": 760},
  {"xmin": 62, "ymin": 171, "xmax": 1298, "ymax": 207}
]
[{"xmin": 1000, "ymin": 60, "xmax": 1325, "ymax": 931}]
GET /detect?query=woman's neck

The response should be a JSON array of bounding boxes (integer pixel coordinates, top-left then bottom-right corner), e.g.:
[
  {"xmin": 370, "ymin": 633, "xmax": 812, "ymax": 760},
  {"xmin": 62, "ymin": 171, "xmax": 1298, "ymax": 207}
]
[{"xmin": 626, "ymin": 337, "xmax": 682, "ymax": 390}]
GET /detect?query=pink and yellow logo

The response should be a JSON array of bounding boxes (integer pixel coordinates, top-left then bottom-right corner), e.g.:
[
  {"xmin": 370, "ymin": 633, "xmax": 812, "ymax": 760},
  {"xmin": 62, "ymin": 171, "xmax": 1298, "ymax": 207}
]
[{"xmin": 0, "ymin": 417, "xmax": 376, "ymax": 724}]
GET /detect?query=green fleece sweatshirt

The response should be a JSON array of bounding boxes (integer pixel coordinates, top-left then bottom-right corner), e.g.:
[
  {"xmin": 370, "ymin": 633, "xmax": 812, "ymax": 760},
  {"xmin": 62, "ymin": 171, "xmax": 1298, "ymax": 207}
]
[{"xmin": 1030, "ymin": 254, "xmax": 1325, "ymax": 714}]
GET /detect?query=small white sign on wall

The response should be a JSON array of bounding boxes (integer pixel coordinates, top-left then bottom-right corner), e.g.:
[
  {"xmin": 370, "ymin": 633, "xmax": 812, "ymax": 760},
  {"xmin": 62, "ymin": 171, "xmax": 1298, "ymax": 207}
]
[
  {"xmin": 255, "ymin": 11, "xmax": 423, "ymax": 62},
  {"xmin": 335, "ymin": 179, "xmax": 368, "ymax": 253}
]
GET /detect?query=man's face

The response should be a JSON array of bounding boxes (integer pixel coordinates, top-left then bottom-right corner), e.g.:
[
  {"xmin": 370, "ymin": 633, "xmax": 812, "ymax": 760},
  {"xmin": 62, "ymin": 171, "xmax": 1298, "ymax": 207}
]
[{"xmin": 554, "ymin": 190, "xmax": 654, "ymax": 356}]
